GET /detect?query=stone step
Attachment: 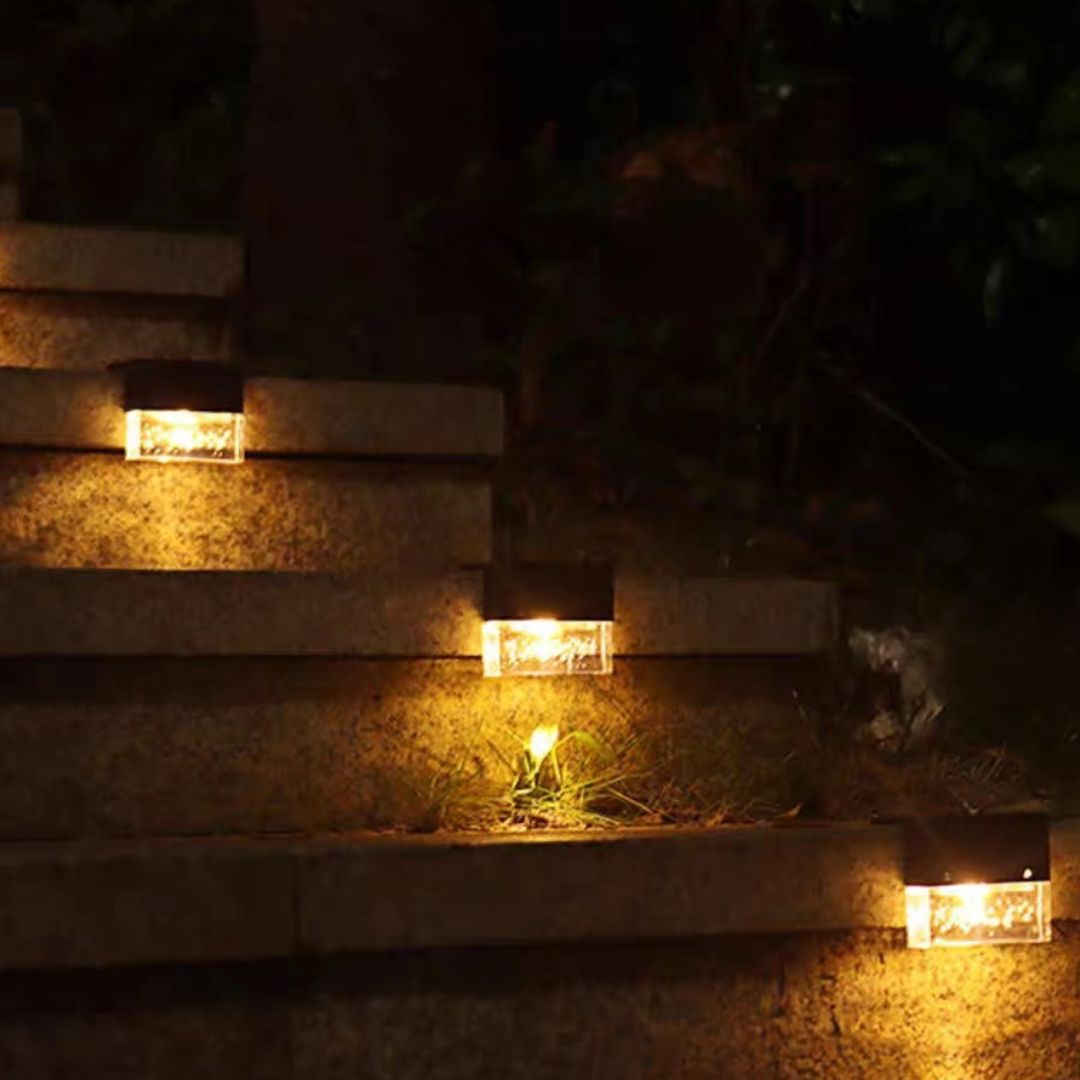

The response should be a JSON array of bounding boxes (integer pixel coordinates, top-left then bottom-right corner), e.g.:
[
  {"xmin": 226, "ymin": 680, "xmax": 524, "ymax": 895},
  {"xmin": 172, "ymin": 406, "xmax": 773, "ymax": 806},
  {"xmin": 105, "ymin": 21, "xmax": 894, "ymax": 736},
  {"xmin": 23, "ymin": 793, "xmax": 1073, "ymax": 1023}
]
[
  {"xmin": 0, "ymin": 456, "xmax": 491, "ymax": 571},
  {"xmin": 0, "ymin": 570, "xmax": 479, "ymax": 657},
  {"xmin": 0, "ymin": 569, "xmax": 834, "ymax": 840},
  {"xmin": 0, "ymin": 367, "xmax": 504, "ymax": 458},
  {"xmin": 0, "ymin": 820, "xmax": 1078, "ymax": 972},
  {"xmin": 0, "ymin": 222, "xmax": 241, "ymax": 368},
  {"xmin": 0, "ymin": 292, "xmax": 234, "ymax": 370},
  {"xmin": 0, "ymin": 222, "xmax": 242, "ymax": 297},
  {"xmin": 0, "ymin": 654, "xmax": 827, "ymax": 840},
  {"xmin": 0, "ymin": 369, "xmax": 501, "ymax": 572},
  {"xmin": 0, "ymin": 569, "xmax": 834, "ymax": 657}
]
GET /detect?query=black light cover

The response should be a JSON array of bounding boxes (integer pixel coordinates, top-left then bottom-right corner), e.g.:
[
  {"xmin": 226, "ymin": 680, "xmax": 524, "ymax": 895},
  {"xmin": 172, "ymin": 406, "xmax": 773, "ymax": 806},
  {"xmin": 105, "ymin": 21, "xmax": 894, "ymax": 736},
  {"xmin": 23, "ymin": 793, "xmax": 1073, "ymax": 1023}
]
[
  {"xmin": 114, "ymin": 360, "xmax": 245, "ymax": 413},
  {"xmin": 482, "ymin": 563, "xmax": 615, "ymax": 622},
  {"xmin": 903, "ymin": 814, "xmax": 1051, "ymax": 886}
]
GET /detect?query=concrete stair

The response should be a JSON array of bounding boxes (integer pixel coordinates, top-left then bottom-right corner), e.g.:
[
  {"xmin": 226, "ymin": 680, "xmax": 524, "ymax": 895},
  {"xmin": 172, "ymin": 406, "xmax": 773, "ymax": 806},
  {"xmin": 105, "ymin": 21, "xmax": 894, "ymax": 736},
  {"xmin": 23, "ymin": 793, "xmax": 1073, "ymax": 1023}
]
[
  {"xmin": 0, "ymin": 354, "xmax": 838, "ymax": 847},
  {"xmin": 0, "ymin": 216, "xmax": 868, "ymax": 1080},
  {"xmin": 0, "ymin": 106, "xmax": 1070, "ymax": 1080},
  {"xmin": 0, "ymin": 121, "xmax": 241, "ymax": 369},
  {"xmin": 0, "ymin": 224, "xmax": 241, "ymax": 370}
]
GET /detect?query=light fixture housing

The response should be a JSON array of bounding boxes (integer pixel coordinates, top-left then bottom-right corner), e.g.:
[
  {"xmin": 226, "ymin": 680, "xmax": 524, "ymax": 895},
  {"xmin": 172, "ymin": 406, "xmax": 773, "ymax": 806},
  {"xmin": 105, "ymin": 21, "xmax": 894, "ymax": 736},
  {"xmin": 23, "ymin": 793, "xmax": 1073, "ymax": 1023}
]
[
  {"xmin": 903, "ymin": 814, "xmax": 1051, "ymax": 949},
  {"xmin": 481, "ymin": 563, "xmax": 614, "ymax": 677},
  {"xmin": 115, "ymin": 359, "xmax": 245, "ymax": 464}
]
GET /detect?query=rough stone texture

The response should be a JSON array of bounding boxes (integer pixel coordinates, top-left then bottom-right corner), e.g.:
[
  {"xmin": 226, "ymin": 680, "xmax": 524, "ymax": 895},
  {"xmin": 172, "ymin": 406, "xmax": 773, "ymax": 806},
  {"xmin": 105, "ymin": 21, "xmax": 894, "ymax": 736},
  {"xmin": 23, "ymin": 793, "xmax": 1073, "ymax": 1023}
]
[
  {"xmin": 0, "ymin": 568, "xmax": 835, "ymax": 660},
  {"xmin": 618, "ymin": 577, "xmax": 837, "ymax": 656},
  {"xmin": 0, "ymin": 658, "xmax": 823, "ymax": 839},
  {"xmin": 0, "ymin": 223, "xmax": 242, "ymax": 296},
  {"xmin": 299, "ymin": 825, "xmax": 904, "ymax": 955},
  {"xmin": 0, "ymin": 565, "xmax": 833, "ymax": 665},
  {"xmin": 301, "ymin": 817, "xmax": 1080, "ymax": 951},
  {"xmin": 244, "ymin": 377, "xmax": 504, "ymax": 458},
  {"xmin": 0, "ymin": 367, "xmax": 504, "ymax": 458},
  {"xmin": 1051, "ymin": 817, "xmax": 1080, "ymax": 916},
  {"xmin": 2, "ymin": 825, "xmax": 1080, "ymax": 1076},
  {"xmin": 0, "ymin": 293, "xmax": 232, "ymax": 370},
  {"xmin": 0, "ymin": 453, "xmax": 491, "ymax": 571},
  {"xmin": 1, "ymin": 932, "xmax": 1078, "ymax": 1079},
  {"xmin": 3, "ymin": 891, "xmax": 1080, "ymax": 1079},
  {"xmin": 0, "ymin": 368, "xmax": 124, "ymax": 448},
  {"xmin": 289, "ymin": 931, "xmax": 1080, "ymax": 1080},
  {"xmin": 0, "ymin": 570, "xmax": 483, "ymax": 657},
  {"xmin": 0, "ymin": 840, "xmax": 294, "ymax": 970},
  {"xmin": 0, "ymin": 964, "xmax": 291, "ymax": 1080},
  {"xmin": 2, "ymin": 818, "xmax": 1080, "ymax": 968}
]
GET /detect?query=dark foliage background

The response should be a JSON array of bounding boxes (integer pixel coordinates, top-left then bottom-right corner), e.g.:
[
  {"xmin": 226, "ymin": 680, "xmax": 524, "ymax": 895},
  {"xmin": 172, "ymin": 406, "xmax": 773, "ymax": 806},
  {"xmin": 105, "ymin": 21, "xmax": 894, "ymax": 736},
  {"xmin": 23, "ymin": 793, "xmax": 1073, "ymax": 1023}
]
[
  {"xmin": 426, "ymin": 0, "xmax": 1080, "ymax": 785},
  {"xmin": 0, "ymin": 0, "xmax": 250, "ymax": 226}
]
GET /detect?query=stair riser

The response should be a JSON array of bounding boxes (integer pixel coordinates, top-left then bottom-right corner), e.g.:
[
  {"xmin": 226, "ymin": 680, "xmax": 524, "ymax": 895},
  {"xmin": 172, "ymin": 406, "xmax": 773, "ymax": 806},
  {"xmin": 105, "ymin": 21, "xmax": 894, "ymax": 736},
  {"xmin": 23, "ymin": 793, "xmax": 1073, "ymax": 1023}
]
[
  {"xmin": 0, "ymin": 657, "xmax": 825, "ymax": 840},
  {"xmin": 0, "ymin": 294, "xmax": 232, "ymax": 370},
  {"xmin": 0, "ymin": 454, "xmax": 491, "ymax": 571}
]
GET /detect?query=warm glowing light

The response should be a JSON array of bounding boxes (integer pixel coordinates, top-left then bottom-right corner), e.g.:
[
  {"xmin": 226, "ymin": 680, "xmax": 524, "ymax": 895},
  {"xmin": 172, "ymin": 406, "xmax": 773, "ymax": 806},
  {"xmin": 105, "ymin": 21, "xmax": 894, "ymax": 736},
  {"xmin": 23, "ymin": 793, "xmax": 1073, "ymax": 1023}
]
[
  {"xmin": 482, "ymin": 619, "xmax": 613, "ymax": 677},
  {"xmin": 905, "ymin": 880, "xmax": 1051, "ymax": 949},
  {"xmin": 125, "ymin": 409, "xmax": 244, "ymax": 464},
  {"xmin": 528, "ymin": 723, "xmax": 560, "ymax": 764}
]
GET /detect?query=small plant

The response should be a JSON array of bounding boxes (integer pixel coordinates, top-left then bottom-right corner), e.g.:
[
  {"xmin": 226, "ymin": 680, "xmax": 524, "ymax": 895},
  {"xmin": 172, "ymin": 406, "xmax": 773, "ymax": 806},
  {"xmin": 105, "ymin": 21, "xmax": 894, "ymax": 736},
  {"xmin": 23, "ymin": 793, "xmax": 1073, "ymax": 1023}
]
[
  {"xmin": 493, "ymin": 722, "xmax": 653, "ymax": 829},
  {"xmin": 390, "ymin": 750, "xmax": 497, "ymax": 833}
]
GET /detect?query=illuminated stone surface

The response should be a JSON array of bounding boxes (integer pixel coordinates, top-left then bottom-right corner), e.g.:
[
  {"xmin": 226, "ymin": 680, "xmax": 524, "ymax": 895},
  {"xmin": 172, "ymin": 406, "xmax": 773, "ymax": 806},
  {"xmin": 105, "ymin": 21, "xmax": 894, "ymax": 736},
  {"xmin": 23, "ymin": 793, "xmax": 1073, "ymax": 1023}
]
[
  {"xmin": 243, "ymin": 377, "xmax": 504, "ymax": 458},
  {"xmin": 0, "ymin": 840, "xmax": 293, "ymax": 969},
  {"xmin": 298, "ymin": 824, "xmax": 905, "ymax": 952},
  {"xmin": 0, "ymin": 572, "xmax": 482, "ymax": 658},
  {"xmin": 0, "ymin": 367, "xmax": 123, "ymax": 447},
  {"xmin": 0, "ymin": 455, "xmax": 491, "ymax": 571},
  {"xmin": 0, "ymin": 569, "xmax": 835, "ymax": 658},
  {"xmin": 0, "ymin": 368, "xmax": 504, "ymax": 458},
  {"xmin": 1051, "ymin": 817, "xmax": 1080, "ymax": 914},
  {"xmin": 2, "ymin": 824, "xmax": 1080, "ymax": 1076},
  {"xmin": 617, "ymin": 576, "xmax": 837, "ymax": 656},
  {"xmin": 0, "ymin": 223, "xmax": 242, "ymax": 296},
  {"xmin": 2, "ymin": 929, "xmax": 1079, "ymax": 1079},
  {"xmin": 288, "ymin": 930, "xmax": 1080, "ymax": 1080},
  {"xmin": 0, "ymin": 293, "xmax": 232, "ymax": 370},
  {"xmin": 0, "ymin": 658, "xmax": 822, "ymax": 838}
]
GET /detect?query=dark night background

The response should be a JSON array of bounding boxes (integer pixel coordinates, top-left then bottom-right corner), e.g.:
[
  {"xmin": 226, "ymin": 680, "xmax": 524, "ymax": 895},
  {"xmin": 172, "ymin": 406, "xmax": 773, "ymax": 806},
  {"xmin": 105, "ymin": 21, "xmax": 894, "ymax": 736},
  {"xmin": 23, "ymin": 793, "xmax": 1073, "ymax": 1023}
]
[{"xmin": 4, "ymin": 0, "xmax": 1080, "ymax": 782}]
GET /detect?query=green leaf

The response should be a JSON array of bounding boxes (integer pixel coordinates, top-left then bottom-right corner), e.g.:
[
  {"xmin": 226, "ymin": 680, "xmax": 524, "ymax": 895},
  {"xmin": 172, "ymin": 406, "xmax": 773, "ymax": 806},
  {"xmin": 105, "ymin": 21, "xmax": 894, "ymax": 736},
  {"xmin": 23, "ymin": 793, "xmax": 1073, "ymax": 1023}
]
[{"xmin": 563, "ymin": 730, "xmax": 615, "ymax": 763}]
